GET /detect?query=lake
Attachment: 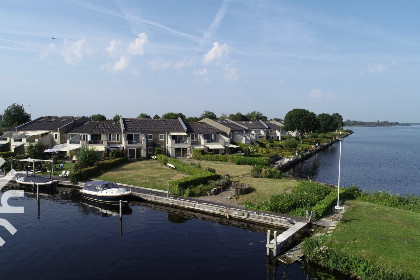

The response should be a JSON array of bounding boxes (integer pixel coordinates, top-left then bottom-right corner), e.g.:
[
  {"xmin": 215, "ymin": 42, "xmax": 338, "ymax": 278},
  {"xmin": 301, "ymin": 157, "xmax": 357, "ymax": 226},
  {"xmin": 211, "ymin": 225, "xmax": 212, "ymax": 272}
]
[
  {"xmin": 288, "ymin": 125, "xmax": 420, "ymax": 195},
  {"xmin": 0, "ymin": 190, "xmax": 345, "ymax": 280}
]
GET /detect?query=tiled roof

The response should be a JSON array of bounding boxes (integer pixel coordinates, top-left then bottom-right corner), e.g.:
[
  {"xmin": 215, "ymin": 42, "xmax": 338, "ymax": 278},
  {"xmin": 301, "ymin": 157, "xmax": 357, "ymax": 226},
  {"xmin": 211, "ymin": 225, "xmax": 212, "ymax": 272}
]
[
  {"xmin": 16, "ymin": 116, "xmax": 77, "ymax": 131},
  {"xmin": 215, "ymin": 120, "xmax": 247, "ymax": 131},
  {"xmin": 68, "ymin": 121, "xmax": 122, "ymax": 134},
  {"xmin": 266, "ymin": 122, "xmax": 283, "ymax": 130},
  {"xmin": 123, "ymin": 118, "xmax": 186, "ymax": 133},
  {"xmin": 235, "ymin": 120, "xmax": 268, "ymax": 129},
  {"xmin": 186, "ymin": 122, "xmax": 224, "ymax": 134}
]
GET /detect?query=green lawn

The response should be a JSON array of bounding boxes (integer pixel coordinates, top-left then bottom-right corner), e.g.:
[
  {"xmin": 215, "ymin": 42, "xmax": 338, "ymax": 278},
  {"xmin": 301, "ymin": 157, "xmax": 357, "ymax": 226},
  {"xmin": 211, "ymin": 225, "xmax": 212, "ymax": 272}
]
[
  {"xmin": 183, "ymin": 159, "xmax": 298, "ymax": 205},
  {"xmin": 94, "ymin": 160, "xmax": 188, "ymax": 191},
  {"xmin": 326, "ymin": 200, "xmax": 420, "ymax": 278}
]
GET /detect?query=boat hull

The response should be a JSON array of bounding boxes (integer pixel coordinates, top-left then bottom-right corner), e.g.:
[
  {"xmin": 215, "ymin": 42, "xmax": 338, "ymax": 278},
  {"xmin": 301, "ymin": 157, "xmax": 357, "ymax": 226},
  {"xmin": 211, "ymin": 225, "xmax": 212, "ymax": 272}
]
[{"xmin": 81, "ymin": 192, "xmax": 131, "ymax": 204}]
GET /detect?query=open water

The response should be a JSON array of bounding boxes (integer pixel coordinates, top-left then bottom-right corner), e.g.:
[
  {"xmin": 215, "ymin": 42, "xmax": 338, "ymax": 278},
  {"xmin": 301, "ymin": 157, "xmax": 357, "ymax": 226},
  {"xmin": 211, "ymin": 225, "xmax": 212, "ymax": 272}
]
[
  {"xmin": 0, "ymin": 191, "xmax": 344, "ymax": 280},
  {"xmin": 288, "ymin": 125, "xmax": 420, "ymax": 195}
]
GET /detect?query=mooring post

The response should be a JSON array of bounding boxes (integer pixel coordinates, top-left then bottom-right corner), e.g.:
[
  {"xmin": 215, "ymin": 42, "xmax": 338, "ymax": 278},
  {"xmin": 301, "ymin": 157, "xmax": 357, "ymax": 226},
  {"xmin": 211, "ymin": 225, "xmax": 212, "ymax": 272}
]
[
  {"xmin": 273, "ymin": 231, "xmax": 278, "ymax": 256},
  {"xmin": 266, "ymin": 230, "xmax": 271, "ymax": 256},
  {"xmin": 37, "ymin": 183, "xmax": 39, "ymax": 201},
  {"xmin": 119, "ymin": 200, "xmax": 122, "ymax": 219},
  {"xmin": 167, "ymin": 187, "xmax": 169, "ymax": 198}
]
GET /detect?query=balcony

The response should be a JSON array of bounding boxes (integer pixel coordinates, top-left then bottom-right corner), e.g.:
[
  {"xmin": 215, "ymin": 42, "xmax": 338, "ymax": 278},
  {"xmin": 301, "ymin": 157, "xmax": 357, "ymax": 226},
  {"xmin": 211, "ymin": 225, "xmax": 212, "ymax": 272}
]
[{"xmin": 89, "ymin": 140, "xmax": 103, "ymax": 144}]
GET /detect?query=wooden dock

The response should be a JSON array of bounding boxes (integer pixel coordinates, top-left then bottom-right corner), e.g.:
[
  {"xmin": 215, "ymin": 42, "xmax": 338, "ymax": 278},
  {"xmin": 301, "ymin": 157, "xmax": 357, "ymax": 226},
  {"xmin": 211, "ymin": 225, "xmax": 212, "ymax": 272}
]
[{"xmin": 265, "ymin": 222, "xmax": 307, "ymax": 257}]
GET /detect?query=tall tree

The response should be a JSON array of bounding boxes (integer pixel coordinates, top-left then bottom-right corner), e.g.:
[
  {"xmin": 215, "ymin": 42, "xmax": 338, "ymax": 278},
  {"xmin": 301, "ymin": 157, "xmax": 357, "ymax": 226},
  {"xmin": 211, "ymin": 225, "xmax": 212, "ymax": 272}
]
[
  {"xmin": 161, "ymin": 112, "xmax": 186, "ymax": 120},
  {"xmin": 228, "ymin": 112, "xmax": 247, "ymax": 121},
  {"xmin": 90, "ymin": 114, "xmax": 106, "ymax": 121},
  {"xmin": 1, "ymin": 103, "xmax": 31, "ymax": 128},
  {"xmin": 332, "ymin": 113, "xmax": 344, "ymax": 130},
  {"xmin": 27, "ymin": 142, "xmax": 45, "ymax": 159},
  {"xmin": 283, "ymin": 108, "xmax": 319, "ymax": 136},
  {"xmin": 200, "ymin": 110, "xmax": 217, "ymax": 120},
  {"xmin": 153, "ymin": 114, "xmax": 160, "ymax": 119},
  {"xmin": 245, "ymin": 111, "xmax": 267, "ymax": 121},
  {"xmin": 317, "ymin": 113, "xmax": 336, "ymax": 133},
  {"xmin": 137, "ymin": 113, "xmax": 151, "ymax": 119}
]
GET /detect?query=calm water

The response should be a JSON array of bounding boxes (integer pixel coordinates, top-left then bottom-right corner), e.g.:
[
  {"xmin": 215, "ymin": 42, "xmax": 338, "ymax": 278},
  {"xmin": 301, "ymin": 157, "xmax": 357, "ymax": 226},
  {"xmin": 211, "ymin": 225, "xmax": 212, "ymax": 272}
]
[
  {"xmin": 0, "ymin": 191, "xmax": 342, "ymax": 280},
  {"xmin": 288, "ymin": 125, "xmax": 420, "ymax": 195}
]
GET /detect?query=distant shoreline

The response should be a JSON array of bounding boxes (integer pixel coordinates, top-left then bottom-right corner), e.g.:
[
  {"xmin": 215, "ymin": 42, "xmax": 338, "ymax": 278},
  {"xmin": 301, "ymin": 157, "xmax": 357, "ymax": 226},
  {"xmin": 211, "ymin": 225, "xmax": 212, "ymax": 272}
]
[{"xmin": 344, "ymin": 121, "xmax": 412, "ymax": 127}]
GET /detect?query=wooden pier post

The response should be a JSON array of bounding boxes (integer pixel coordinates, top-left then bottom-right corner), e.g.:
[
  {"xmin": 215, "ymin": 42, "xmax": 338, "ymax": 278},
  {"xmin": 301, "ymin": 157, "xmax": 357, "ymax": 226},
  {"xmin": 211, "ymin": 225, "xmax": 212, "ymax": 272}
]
[
  {"xmin": 266, "ymin": 230, "xmax": 271, "ymax": 256},
  {"xmin": 119, "ymin": 200, "xmax": 122, "ymax": 219}
]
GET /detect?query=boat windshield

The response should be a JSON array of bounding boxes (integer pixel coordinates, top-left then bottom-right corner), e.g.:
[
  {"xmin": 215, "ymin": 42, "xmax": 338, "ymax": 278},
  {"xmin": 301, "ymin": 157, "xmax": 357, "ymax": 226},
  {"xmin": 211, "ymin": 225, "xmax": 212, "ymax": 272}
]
[{"xmin": 102, "ymin": 183, "xmax": 117, "ymax": 189}]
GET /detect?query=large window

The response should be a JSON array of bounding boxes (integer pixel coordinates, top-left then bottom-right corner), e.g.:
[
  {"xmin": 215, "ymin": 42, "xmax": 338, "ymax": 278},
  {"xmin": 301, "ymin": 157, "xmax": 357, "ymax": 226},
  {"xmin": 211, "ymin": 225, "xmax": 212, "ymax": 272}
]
[
  {"xmin": 108, "ymin": 134, "xmax": 120, "ymax": 142},
  {"xmin": 127, "ymin": 134, "xmax": 140, "ymax": 144},
  {"xmin": 148, "ymin": 134, "xmax": 153, "ymax": 141}
]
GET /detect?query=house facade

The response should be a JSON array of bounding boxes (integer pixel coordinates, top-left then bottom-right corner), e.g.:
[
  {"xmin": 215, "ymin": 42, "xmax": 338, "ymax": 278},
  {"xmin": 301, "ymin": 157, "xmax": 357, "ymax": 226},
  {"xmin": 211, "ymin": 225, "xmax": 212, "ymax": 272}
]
[{"xmin": 186, "ymin": 122, "xmax": 230, "ymax": 155}]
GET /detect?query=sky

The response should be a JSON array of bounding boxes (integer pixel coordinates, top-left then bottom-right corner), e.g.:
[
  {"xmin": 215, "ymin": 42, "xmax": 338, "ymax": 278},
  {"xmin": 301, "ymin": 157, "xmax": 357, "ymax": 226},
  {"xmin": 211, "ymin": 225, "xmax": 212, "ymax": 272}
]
[{"xmin": 1, "ymin": 0, "xmax": 420, "ymax": 122}]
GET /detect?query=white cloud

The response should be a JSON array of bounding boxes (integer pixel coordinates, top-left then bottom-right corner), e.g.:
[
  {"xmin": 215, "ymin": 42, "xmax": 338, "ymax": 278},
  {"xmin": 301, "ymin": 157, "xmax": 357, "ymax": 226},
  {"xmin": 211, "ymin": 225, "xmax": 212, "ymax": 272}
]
[
  {"xmin": 113, "ymin": 56, "xmax": 129, "ymax": 72},
  {"xmin": 310, "ymin": 89, "xmax": 323, "ymax": 99},
  {"xmin": 224, "ymin": 65, "xmax": 238, "ymax": 81},
  {"xmin": 149, "ymin": 59, "xmax": 172, "ymax": 70},
  {"xmin": 61, "ymin": 39, "xmax": 89, "ymax": 64},
  {"xmin": 40, "ymin": 43, "xmax": 55, "ymax": 59},
  {"xmin": 203, "ymin": 42, "xmax": 229, "ymax": 64},
  {"xmin": 310, "ymin": 89, "xmax": 337, "ymax": 101},
  {"xmin": 106, "ymin": 39, "xmax": 121, "ymax": 56},
  {"xmin": 194, "ymin": 68, "xmax": 209, "ymax": 81},
  {"xmin": 127, "ymin": 33, "xmax": 148, "ymax": 56},
  {"xmin": 368, "ymin": 63, "xmax": 386, "ymax": 73}
]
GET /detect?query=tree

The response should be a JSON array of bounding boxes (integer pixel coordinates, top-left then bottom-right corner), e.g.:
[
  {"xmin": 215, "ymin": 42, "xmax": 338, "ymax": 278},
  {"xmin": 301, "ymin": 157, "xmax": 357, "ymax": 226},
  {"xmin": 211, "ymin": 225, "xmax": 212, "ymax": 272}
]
[
  {"xmin": 161, "ymin": 112, "xmax": 186, "ymax": 120},
  {"xmin": 200, "ymin": 110, "xmax": 217, "ymax": 120},
  {"xmin": 219, "ymin": 113, "xmax": 228, "ymax": 120},
  {"xmin": 137, "ymin": 113, "xmax": 151, "ymax": 119},
  {"xmin": 332, "ymin": 113, "xmax": 344, "ymax": 130},
  {"xmin": 77, "ymin": 145, "xmax": 100, "ymax": 168},
  {"xmin": 90, "ymin": 114, "xmax": 106, "ymax": 121},
  {"xmin": 283, "ymin": 108, "xmax": 319, "ymax": 137},
  {"xmin": 27, "ymin": 142, "xmax": 45, "ymax": 159},
  {"xmin": 1, "ymin": 103, "xmax": 31, "ymax": 128},
  {"xmin": 186, "ymin": 116, "xmax": 200, "ymax": 122},
  {"xmin": 228, "ymin": 112, "xmax": 247, "ymax": 121},
  {"xmin": 245, "ymin": 111, "xmax": 267, "ymax": 121},
  {"xmin": 112, "ymin": 114, "xmax": 121, "ymax": 121},
  {"xmin": 153, "ymin": 114, "xmax": 160, "ymax": 119},
  {"xmin": 317, "ymin": 113, "xmax": 336, "ymax": 133},
  {"xmin": 272, "ymin": 118, "xmax": 283, "ymax": 122}
]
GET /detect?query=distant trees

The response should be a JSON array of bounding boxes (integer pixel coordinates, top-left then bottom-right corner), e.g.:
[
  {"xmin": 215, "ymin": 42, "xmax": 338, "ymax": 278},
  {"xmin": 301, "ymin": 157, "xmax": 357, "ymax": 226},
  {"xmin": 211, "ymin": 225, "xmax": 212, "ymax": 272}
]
[
  {"xmin": 1, "ymin": 103, "xmax": 31, "ymax": 128},
  {"xmin": 161, "ymin": 112, "xmax": 186, "ymax": 120},
  {"xmin": 137, "ymin": 113, "xmax": 151, "ymax": 119},
  {"xmin": 112, "ymin": 114, "xmax": 121, "ymax": 121},
  {"xmin": 317, "ymin": 113, "xmax": 336, "ymax": 133},
  {"xmin": 153, "ymin": 114, "xmax": 160, "ymax": 119},
  {"xmin": 228, "ymin": 112, "xmax": 247, "ymax": 121},
  {"xmin": 90, "ymin": 114, "xmax": 106, "ymax": 121},
  {"xmin": 246, "ymin": 111, "xmax": 267, "ymax": 121},
  {"xmin": 283, "ymin": 109, "xmax": 319, "ymax": 136},
  {"xmin": 200, "ymin": 110, "xmax": 217, "ymax": 120}
]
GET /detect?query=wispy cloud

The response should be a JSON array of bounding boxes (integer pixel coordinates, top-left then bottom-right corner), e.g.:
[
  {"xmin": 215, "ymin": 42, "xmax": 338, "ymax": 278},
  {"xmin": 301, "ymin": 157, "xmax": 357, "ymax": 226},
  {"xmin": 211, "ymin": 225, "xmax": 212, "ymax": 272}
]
[
  {"xmin": 194, "ymin": 68, "xmax": 209, "ymax": 81},
  {"xmin": 106, "ymin": 39, "xmax": 121, "ymax": 56},
  {"xmin": 368, "ymin": 63, "xmax": 386, "ymax": 73},
  {"xmin": 310, "ymin": 89, "xmax": 337, "ymax": 101},
  {"xmin": 203, "ymin": 42, "xmax": 229, "ymax": 64},
  {"xmin": 200, "ymin": 0, "xmax": 230, "ymax": 44},
  {"xmin": 127, "ymin": 33, "xmax": 148, "ymax": 55},
  {"xmin": 149, "ymin": 59, "xmax": 172, "ymax": 70},
  {"xmin": 224, "ymin": 64, "xmax": 237, "ymax": 81},
  {"xmin": 113, "ymin": 56, "xmax": 129, "ymax": 72},
  {"xmin": 60, "ymin": 39, "xmax": 89, "ymax": 64}
]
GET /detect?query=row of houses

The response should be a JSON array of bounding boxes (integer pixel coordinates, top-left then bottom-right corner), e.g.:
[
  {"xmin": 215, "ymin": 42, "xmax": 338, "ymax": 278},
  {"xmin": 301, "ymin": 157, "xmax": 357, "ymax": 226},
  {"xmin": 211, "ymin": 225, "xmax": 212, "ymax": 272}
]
[{"xmin": 0, "ymin": 116, "xmax": 287, "ymax": 159}]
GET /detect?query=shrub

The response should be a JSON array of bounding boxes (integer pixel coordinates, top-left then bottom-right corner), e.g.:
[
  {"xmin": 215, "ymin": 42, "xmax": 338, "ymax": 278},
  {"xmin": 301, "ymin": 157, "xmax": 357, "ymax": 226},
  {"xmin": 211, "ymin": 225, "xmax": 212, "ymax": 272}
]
[
  {"xmin": 77, "ymin": 145, "xmax": 101, "ymax": 168},
  {"xmin": 154, "ymin": 147, "xmax": 163, "ymax": 155},
  {"xmin": 205, "ymin": 167, "xmax": 216, "ymax": 173},
  {"xmin": 283, "ymin": 140, "xmax": 298, "ymax": 150},
  {"xmin": 0, "ymin": 151, "xmax": 15, "ymax": 159},
  {"xmin": 68, "ymin": 157, "xmax": 128, "ymax": 184},
  {"xmin": 304, "ymin": 236, "xmax": 414, "ymax": 280},
  {"xmin": 109, "ymin": 149, "xmax": 124, "ymax": 159}
]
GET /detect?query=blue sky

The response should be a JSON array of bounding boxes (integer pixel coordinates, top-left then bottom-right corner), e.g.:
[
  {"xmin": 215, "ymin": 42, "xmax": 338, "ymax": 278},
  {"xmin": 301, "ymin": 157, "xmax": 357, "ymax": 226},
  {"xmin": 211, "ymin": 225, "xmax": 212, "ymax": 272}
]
[{"xmin": 1, "ymin": 0, "xmax": 419, "ymax": 122}]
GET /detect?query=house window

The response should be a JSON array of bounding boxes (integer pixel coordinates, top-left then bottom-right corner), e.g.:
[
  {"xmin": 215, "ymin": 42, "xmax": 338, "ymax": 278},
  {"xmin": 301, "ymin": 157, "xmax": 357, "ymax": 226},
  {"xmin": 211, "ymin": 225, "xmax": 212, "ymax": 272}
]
[
  {"xmin": 108, "ymin": 134, "xmax": 120, "ymax": 142},
  {"xmin": 127, "ymin": 134, "xmax": 140, "ymax": 144},
  {"xmin": 189, "ymin": 134, "xmax": 196, "ymax": 141},
  {"xmin": 148, "ymin": 134, "xmax": 153, "ymax": 141},
  {"xmin": 159, "ymin": 134, "xmax": 164, "ymax": 141},
  {"xmin": 54, "ymin": 133, "xmax": 58, "ymax": 140},
  {"xmin": 147, "ymin": 147, "xmax": 153, "ymax": 154}
]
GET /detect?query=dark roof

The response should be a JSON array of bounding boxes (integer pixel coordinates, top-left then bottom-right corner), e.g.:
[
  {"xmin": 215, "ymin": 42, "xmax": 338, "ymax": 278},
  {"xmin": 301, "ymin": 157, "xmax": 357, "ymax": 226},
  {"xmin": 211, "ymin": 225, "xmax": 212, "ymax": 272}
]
[
  {"xmin": 186, "ymin": 122, "xmax": 224, "ymax": 134},
  {"xmin": 68, "ymin": 121, "xmax": 121, "ymax": 134},
  {"xmin": 266, "ymin": 122, "xmax": 283, "ymax": 130},
  {"xmin": 235, "ymin": 120, "xmax": 268, "ymax": 129},
  {"xmin": 123, "ymin": 118, "xmax": 186, "ymax": 133},
  {"xmin": 16, "ymin": 116, "xmax": 77, "ymax": 131},
  {"xmin": 215, "ymin": 120, "xmax": 247, "ymax": 131}
]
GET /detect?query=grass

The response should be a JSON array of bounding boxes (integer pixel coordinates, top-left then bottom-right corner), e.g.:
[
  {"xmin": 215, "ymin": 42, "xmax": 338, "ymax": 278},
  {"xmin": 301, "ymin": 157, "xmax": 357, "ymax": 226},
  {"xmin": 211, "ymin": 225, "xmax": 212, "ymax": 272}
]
[
  {"xmin": 326, "ymin": 200, "xmax": 420, "ymax": 278},
  {"xmin": 95, "ymin": 160, "xmax": 188, "ymax": 191},
  {"xmin": 183, "ymin": 159, "xmax": 298, "ymax": 205}
]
